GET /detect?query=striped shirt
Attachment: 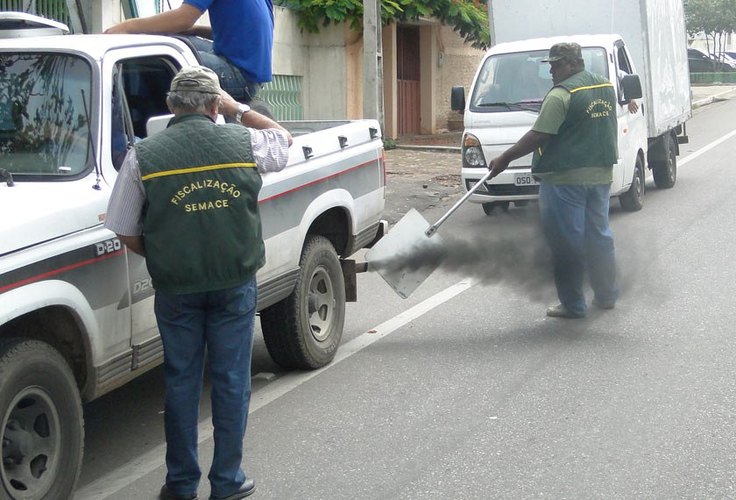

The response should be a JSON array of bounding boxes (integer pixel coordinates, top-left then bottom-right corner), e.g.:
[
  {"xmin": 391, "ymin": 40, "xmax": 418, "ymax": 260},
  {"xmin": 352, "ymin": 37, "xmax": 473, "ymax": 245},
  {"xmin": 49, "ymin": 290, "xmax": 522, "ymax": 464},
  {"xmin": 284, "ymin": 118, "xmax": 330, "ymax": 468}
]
[{"xmin": 105, "ymin": 127, "xmax": 290, "ymax": 237}]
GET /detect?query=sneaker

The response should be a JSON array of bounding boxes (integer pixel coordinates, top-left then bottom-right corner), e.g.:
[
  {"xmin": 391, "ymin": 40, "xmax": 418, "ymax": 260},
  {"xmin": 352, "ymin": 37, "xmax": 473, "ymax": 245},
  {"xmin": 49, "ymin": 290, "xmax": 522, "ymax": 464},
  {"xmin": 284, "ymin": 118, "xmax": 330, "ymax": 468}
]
[
  {"xmin": 592, "ymin": 298, "xmax": 615, "ymax": 310},
  {"xmin": 546, "ymin": 303, "xmax": 585, "ymax": 319}
]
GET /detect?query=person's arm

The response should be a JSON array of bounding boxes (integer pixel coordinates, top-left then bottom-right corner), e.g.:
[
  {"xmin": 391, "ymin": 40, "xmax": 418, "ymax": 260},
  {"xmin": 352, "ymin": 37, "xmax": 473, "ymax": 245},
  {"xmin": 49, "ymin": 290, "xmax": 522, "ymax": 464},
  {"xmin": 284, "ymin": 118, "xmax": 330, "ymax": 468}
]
[
  {"xmin": 181, "ymin": 25, "xmax": 213, "ymax": 38},
  {"xmin": 219, "ymin": 90, "xmax": 293, "ymax": 145},
  {"xmin": 105, "ymin": 150, "xmax": 147, "ymax": 255},
  {"xmin": 104, "ymin": 4, "xmax": 203, "ymax": 34},
  {"xmin": 118, "ymin": 235, "xmax": 146, "ymax": 256},
  {"xmin": 488, "ymin": 130, "xmax": 552, "ymax": 178}
]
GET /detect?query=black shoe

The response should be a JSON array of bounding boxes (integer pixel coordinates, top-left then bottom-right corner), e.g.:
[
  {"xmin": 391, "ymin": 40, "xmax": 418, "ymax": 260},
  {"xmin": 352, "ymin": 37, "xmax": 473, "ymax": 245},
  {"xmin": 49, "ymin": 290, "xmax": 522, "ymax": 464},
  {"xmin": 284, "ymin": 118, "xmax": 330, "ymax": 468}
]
[
  {"xmin": 209, "ymin": 479, "xmax": 256, "ymax": 500},
  {"xmin": 546, "ymin": 303, "xmax": 585, "ymax": 319},
  {"xmin": 160, "ymin": 484, "xmax": 197, "ymax": 500}
]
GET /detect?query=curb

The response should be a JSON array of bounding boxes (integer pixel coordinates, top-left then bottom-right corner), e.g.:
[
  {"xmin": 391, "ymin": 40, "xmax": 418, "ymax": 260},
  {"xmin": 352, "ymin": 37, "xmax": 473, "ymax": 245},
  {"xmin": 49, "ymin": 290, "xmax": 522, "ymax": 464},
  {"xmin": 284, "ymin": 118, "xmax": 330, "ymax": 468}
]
[
  {"xmin": 394, "ymin": 144, "xmax": 461, "ymax": 154},
  {"xmin": 692, "ymin": 87, "xmax": 736, "ymax": 109}
]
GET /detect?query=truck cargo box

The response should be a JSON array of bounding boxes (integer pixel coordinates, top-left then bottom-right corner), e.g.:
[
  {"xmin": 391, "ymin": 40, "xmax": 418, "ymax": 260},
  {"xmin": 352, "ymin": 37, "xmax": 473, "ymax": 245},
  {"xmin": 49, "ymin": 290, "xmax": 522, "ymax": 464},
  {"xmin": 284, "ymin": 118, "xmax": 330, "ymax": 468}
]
[{"xmin": 489, "ymin": 0, "xmax": 691, "ymax": 138}]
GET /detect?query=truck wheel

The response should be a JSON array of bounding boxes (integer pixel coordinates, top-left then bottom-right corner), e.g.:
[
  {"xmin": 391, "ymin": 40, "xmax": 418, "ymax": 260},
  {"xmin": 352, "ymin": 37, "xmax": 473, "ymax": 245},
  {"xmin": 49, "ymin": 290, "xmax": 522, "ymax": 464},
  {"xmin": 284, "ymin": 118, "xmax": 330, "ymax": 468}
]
[
  {"xmin": 619, "ymin": 156, "xmax": 645, "ymax": 212},
  {"xmin": 0, "ymin": 338, "xmax": 83, "ymax": 500},
  {"xmin": 261, "ymin": 236, "xmax": 345, "ymax": 369},
  {"xmin": 652, "ymin": 133, "xmax": 677, "ymax": 189}
]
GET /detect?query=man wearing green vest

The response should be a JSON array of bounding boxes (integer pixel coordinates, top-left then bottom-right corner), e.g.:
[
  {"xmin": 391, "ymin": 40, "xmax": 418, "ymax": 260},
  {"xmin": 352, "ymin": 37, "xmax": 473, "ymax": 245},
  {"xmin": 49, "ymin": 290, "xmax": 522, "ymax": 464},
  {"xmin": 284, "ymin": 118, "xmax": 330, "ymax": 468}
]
[
  {"xmin": 105, "ymin": 66, "xmax": 292, "ymax": 500},
  {"xmin": 488, "ymin": 42, "xmax": 619, "ymax": 319}
]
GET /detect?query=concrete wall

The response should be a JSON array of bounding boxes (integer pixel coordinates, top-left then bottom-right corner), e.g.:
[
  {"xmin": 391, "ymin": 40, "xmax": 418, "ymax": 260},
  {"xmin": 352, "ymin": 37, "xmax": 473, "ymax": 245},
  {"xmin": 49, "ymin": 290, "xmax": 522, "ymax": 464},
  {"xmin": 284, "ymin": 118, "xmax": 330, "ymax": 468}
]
[{"xmin": 436, "ymin": 25, "xmax": 485, "ymax": 131}]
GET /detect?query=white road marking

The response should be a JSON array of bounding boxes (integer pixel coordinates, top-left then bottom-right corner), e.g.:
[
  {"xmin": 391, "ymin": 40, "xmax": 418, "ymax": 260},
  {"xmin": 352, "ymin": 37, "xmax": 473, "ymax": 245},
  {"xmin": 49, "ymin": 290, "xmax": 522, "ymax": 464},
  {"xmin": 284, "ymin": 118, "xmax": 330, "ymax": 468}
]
[
  {"xmin": 74, "ymin": 279, "xmax": 473, "ymax": 499},
  {"xmin": 679, "ymin": 128, "xmax": 736, "ymax": 166}
]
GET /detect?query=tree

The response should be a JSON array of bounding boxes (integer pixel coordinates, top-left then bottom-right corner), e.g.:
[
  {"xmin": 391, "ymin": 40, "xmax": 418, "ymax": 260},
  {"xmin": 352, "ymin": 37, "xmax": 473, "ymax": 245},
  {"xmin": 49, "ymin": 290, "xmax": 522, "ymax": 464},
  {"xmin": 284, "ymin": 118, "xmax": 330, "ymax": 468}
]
[
  {"xmin": 274, "ymin": 0, "xmax": 490, "ymax": 49},
  {"xmin": 685, "ymin": 0, "xmax": 736, "ymax": 65}
]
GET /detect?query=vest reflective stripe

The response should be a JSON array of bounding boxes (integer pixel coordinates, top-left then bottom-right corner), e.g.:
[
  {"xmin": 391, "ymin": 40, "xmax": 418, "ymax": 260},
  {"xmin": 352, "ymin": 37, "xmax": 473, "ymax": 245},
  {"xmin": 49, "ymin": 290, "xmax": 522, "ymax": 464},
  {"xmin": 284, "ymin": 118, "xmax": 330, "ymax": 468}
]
[
  {"xmin": 569, "ymin": 82, "xmax": 614, "ymax": 93},
  {"xmin": 141, "ymin": 162, "xmax": 256, "ymax": 182},
  {"xmin": 136, "ymin": 113, "xmax": 264, "ymax": 294}
]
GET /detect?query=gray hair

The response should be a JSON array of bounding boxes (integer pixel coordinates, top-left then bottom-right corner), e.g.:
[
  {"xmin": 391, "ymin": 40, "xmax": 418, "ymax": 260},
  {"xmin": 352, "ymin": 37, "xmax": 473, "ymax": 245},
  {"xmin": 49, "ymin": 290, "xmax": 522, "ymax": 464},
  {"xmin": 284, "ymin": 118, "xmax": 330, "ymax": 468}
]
[{"xmin": 166, "ymin": 90, "xmax": 220, "ymax": 114}]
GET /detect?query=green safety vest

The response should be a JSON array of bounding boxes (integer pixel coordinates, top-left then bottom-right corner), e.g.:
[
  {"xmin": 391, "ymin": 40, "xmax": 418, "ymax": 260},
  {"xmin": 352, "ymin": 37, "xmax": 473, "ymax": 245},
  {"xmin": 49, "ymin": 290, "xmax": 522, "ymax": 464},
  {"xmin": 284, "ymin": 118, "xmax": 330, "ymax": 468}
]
[
  {"xmin": 136, "ymin": 114, "xmax": 264, "ymax": 294},
  {"xmin": 532, "ymin": 70, "xmax": 618, "ymax": 174}
]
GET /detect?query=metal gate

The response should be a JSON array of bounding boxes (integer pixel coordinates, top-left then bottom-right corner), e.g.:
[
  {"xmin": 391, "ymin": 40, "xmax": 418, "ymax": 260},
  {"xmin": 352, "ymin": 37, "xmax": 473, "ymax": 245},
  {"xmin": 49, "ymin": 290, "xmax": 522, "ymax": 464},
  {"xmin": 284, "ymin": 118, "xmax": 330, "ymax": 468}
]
[
  {"xmin": 0, "ymin": 0, "xmax": 71, "ymax": 28},
  {"xmin": 397, "ymin": 25, "xmax": 420, "ymax": 135}
]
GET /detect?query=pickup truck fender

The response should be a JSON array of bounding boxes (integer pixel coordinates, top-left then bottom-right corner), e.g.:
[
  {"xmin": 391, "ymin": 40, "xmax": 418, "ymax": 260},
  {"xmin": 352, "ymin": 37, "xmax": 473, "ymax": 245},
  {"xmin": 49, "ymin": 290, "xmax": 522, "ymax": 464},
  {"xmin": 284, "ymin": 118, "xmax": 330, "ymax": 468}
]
[
  {"xmin": 0, "ymin": 280, "xmax": 96, "ymax": 391},
  {"xmin": 299, "ymin": 188, "xmax": 355, "ymax": 253}
]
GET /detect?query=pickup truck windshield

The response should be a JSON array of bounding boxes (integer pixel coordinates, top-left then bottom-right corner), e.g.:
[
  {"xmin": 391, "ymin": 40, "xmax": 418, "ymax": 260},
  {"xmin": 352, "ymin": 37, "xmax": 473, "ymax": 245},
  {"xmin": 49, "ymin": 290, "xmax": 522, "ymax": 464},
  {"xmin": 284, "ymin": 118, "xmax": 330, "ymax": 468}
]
[
  {"xmin": 0, "ymin": 53, "xmax": 93, "ymax": 178},
  {"xmin": 469, "ymin": 47, "xmax": 609, "ymax": 113}
]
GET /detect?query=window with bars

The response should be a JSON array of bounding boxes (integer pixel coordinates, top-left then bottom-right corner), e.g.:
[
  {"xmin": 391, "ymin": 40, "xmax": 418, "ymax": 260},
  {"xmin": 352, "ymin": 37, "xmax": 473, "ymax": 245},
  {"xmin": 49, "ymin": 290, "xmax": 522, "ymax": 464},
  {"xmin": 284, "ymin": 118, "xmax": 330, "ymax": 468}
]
[
  {"xmin": 260, "ymin": 75, "xmax": 303, "ymax": 121},
  {"xmin": 0, "ymin": 0, "xmax": 71, "ymax": 29}
]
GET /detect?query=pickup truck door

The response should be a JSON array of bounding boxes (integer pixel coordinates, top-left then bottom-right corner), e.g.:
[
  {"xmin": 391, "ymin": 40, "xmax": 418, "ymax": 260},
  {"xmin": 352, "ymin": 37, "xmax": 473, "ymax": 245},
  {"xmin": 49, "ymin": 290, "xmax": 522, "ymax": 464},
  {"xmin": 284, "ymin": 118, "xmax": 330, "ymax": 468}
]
[{"xmin": 102, "ymin": 46, "xmax": 190, "ymax": 368}]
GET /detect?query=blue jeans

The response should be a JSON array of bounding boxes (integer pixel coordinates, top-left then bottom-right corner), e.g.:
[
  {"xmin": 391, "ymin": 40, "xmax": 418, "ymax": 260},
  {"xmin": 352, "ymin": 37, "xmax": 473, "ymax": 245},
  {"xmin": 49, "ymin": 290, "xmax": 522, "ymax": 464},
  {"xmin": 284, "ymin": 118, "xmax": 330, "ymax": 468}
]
[
  {"xmin": 154, "ymin": 278, "xmax": 257, "ymax": 498},
  {"xmin": 538, "ymin": 183, "xmax": 618, "ymax": 316}
]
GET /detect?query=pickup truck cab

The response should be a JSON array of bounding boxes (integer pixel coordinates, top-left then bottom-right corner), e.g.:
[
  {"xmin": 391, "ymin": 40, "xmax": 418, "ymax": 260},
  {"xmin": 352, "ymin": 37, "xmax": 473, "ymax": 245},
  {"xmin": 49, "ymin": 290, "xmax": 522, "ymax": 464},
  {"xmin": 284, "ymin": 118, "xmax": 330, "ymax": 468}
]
[
  {"xmin": 452, "ymin": 34, "xmax": 647, "ymax": 214},
  {"xmin": 0, "ymin": 13, "xmax": 385, "ymax": 499}
]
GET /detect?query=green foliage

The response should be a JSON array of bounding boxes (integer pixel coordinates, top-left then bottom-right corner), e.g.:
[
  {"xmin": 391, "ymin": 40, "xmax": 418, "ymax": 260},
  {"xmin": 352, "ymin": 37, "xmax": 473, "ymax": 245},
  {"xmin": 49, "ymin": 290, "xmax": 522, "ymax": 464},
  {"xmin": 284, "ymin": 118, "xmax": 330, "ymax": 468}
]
[
  {"xmin": 274, "ymin": 0, "xmax": 490, "ymax": 49},
  {"xmin": 684, "ymin": 0, "xmax": 736, "ymax": 54},
  {"xmin": 383, "ymin": 137, "xmax": 397, "ymax": 150}
]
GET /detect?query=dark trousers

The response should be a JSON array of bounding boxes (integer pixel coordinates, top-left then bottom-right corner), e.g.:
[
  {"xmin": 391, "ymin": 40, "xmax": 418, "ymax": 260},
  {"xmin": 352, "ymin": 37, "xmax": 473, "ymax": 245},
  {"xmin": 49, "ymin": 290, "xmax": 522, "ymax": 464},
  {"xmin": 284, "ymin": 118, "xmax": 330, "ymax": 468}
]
[{"xmin": 154, "ymin": 278, "xmax": 256, "ymax": 498}]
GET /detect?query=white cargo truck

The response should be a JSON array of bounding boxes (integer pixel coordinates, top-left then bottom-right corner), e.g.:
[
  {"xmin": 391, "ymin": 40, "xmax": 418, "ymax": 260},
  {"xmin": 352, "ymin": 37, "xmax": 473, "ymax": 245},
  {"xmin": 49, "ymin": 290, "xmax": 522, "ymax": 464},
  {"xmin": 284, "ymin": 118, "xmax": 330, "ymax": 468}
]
[
  {"xmin": 451, "ymin": 0, "xmax": 691, "ymax": 214},
  {"xmin": 0, "ymin": 13, "xmax": 386, "ymax": 499}
]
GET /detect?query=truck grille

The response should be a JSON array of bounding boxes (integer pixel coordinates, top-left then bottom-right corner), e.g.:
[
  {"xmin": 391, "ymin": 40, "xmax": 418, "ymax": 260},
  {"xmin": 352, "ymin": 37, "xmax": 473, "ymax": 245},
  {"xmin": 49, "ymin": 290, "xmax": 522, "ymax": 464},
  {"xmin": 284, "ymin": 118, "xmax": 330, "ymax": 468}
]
[{"xmin": 466, "ymin": 180, "xmax": 539, "ymax": 196}]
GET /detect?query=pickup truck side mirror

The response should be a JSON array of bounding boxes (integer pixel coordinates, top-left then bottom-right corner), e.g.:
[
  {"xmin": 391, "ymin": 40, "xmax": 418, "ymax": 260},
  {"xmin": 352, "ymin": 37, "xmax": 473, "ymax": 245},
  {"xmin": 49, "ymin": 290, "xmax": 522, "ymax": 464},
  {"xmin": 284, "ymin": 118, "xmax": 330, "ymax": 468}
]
[
  {"xmin": 451, "ymin": 86, "xmax": 466, "ymax": 112},
  {"xmin": 621, "ymin": 74, "xmax": 643, "ymax": 101}
]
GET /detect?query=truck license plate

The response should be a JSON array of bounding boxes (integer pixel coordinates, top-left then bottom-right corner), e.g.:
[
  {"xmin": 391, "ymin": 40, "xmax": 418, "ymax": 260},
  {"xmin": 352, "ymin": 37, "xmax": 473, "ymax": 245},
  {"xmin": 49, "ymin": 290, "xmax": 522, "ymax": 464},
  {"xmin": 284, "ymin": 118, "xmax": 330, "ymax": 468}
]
[{"xmin": 514, "ymin": 173, "xmax": 537, "ymax": 186}]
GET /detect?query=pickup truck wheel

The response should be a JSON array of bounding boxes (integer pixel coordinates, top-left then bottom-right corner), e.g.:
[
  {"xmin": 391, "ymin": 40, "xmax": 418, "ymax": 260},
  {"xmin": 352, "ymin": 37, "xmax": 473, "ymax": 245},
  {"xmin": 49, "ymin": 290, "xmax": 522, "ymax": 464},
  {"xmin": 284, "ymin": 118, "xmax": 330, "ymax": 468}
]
[
  {"xmin": 652, "ymin": 133, "xmax": 677, "ymax": 189},
  {"xmin": 261, "ymin": 236, "xmax": 345, "ymax": 369},
  {"xmin": 619, "ymin": 156, "xmax": 645, "ymax": 212},
  {"xmin": 0, "ymin": 338, "xmax": 83, "ymax": 500}
]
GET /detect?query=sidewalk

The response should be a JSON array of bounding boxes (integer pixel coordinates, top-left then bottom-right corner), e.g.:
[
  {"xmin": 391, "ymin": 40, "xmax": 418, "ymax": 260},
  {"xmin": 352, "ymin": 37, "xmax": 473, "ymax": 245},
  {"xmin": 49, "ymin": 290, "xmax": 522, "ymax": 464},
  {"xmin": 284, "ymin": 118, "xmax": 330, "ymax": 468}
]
[{"xmin": 394, "ymin": 84, "xmax": 736, "ymax": 151}]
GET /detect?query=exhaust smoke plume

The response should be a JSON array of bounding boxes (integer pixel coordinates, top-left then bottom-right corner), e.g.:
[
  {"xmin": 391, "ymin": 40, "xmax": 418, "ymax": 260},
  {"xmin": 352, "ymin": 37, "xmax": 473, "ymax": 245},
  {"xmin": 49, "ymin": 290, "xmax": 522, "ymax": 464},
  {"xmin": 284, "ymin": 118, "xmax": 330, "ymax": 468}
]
[{"xmin": 369, "ymin": 226, "xmax": 555, "ymax": 301}]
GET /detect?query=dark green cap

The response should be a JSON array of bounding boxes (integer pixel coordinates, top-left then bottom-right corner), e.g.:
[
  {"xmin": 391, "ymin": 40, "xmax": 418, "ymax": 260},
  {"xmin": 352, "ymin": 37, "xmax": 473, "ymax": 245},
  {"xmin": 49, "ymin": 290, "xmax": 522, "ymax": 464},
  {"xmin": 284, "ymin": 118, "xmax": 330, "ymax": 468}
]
[{"xmin": 541, "ymin": 42, "xmax": 583, "ymax": 63}]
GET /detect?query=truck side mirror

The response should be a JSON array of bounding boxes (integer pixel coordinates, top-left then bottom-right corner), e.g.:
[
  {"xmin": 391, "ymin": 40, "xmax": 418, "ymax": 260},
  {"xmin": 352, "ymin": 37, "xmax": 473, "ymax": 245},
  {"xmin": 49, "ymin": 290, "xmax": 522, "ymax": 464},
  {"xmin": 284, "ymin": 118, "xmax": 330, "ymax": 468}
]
[
  {"xmin": 451, "ymin": 86, "xmax": 466, "ymax": 112},
  {"xmin": 621, "ymin": 74, "xmax": 643, "ymax": 101}
]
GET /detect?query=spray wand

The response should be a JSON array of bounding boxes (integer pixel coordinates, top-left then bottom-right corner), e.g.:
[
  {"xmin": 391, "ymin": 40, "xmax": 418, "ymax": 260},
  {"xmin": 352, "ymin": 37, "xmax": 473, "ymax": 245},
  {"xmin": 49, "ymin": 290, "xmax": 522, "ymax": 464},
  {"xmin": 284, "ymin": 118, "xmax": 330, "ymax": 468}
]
[{"xmin": 425, "ymin": 169, "xmax": 494, "ymax": 237}]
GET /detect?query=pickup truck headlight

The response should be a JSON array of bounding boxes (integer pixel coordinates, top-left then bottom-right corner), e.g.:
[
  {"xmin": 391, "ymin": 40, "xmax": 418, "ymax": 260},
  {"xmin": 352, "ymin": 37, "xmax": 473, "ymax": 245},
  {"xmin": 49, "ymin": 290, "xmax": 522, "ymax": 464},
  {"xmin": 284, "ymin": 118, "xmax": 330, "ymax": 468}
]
[{"xmin": 462, "ymin": 133, "xmax": 486, "ymax": 168}]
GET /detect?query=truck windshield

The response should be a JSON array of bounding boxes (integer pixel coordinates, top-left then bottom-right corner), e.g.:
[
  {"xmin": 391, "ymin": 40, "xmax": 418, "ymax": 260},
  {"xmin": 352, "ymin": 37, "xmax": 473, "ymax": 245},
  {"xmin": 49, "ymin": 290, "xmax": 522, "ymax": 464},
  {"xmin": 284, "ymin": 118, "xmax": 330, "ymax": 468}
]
[
  {"xmin": 469, "ymin": 47, "xmax": 609, "ymax": 113},
  {"xmin": 0, "ymin": 53, "xmax": 93, "ymax": 179}
]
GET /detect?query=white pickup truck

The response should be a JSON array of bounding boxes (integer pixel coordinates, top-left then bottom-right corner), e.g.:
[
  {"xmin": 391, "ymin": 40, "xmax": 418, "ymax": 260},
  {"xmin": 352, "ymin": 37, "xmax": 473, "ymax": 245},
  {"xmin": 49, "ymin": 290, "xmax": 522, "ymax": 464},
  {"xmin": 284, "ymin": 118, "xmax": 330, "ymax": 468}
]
[{"xmin": 0, "ymin": 13, "xmax": 385, "ymax": 499}]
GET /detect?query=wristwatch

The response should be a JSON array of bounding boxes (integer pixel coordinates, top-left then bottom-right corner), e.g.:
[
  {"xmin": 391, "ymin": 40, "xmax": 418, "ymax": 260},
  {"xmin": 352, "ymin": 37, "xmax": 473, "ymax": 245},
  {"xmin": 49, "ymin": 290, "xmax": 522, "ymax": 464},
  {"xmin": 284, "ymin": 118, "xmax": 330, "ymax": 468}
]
[{"xmin": 235, "ymin": 103, "xmax": 251, "ymax": 123}]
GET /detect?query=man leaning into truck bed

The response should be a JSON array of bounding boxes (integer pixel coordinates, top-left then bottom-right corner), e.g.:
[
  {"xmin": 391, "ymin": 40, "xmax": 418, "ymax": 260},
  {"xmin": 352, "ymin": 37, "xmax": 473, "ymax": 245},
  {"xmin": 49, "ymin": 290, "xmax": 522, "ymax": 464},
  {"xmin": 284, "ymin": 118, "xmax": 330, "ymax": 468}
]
[
  {"xmin": 487, "ymin": 42, "xmax": 619, "ymax": 319},
  {"xmin": 105, "ymin": 66, "xmax": 291, "ymax": 500}
]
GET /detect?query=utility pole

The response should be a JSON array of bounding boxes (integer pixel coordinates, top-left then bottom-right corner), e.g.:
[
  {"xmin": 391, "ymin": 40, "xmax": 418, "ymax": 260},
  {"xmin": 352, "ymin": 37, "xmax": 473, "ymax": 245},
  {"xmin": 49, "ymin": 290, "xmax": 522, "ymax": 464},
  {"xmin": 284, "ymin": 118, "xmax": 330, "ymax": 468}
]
[
  {"xmin": 487, "ymin": 0, "xmax": 495, "ymax": 47},
  {"xmin": 363, "ymin": 0, "xmax": 384, "ymax": 129}
]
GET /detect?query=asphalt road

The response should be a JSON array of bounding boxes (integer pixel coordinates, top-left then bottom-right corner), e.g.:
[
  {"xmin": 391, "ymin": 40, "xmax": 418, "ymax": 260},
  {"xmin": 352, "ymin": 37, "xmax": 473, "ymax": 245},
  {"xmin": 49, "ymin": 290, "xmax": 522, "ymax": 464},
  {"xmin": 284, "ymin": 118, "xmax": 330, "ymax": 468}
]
[{"xmin": 76, "ymin": 96, "xmax": 736, "ymax": 499}]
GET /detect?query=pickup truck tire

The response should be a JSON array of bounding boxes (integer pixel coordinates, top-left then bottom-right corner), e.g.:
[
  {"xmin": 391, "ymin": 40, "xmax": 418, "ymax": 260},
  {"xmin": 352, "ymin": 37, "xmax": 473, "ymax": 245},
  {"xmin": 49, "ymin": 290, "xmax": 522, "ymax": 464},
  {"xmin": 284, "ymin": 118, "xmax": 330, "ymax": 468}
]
[
  {"xmin": 261, "ymin": 236, "xmax": 346, "ymax": 369},
  {"xmin": 619, "ymin": 155, "xmax": 645, "ymax": 212},
  {"xmin": 0, "ymin": 338, "xmax": 83, "ymax": 500},
  {"xmin": 652, "ymin": 133, "xmax": 677, "ymax": 189}
]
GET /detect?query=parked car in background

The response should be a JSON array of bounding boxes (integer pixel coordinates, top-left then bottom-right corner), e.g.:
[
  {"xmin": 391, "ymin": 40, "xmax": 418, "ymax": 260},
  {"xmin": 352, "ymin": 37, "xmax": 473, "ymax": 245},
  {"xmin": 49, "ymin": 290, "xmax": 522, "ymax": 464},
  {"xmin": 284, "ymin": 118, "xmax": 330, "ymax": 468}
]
[
  {"xmin": 711, "ymin": 51, "xmax": 736, "ymax": 69},
  {"xmin": 688, "ymin": 47, "xmax": 735, "ymax": 72}
]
